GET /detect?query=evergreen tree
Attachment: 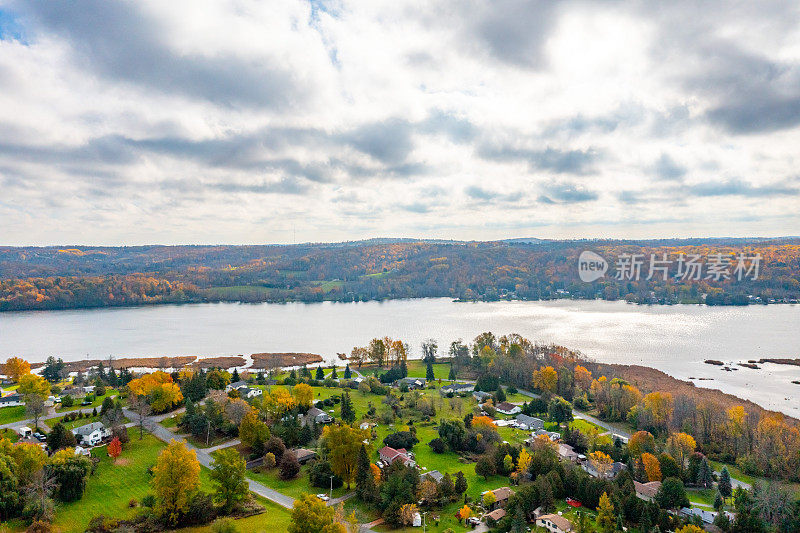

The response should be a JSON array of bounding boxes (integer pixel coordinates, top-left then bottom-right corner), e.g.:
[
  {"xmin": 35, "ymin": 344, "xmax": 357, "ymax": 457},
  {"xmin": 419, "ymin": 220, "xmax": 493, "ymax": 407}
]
[
  {"xmin": 355, "ymin": 444, "xmax": 376, "ymax": 503},
  {"xmin": 718, "ymin": 467, "xmax": 732, "ymax": 500},
  {"xmin": 454, "ymin": 471, "xmax": 468, "ymax": 495},
  {"xmin": 331, "ymin": 366, "xmax": 338, "ymax": 379},
  {"xmin": 713, "ymin": 491, "xmax": 724, "ymax": 511},
  {"xmin": 636, "ymin": 457, "xmax": 647, "ymax": 482},
  {"xmin": 315, "ymin": 366, "xmax": 325, "ymax": 380},
  {"xmin": 340, "ymin": 391, "xmax": 356, "ymax": 424},
  {"xmin": 511, "ymin": 504, "xmax": 527, "ymax": 532},
  {"xmin": 231, "ymin": 368, "xmax": 240, "ymax": 383},
  {"xmin": 448, "ymin": 364, "xmax": 456, "ymax": 381},
  {"xmin": 301, "ymin": 365, "xmax": 312, "ymax": 378},
  {"xmin": 426, "ymin": 362, "xmax": 435, "ymax": 381},
  {"xmin": 400, "ymin": 360, "xmax": 408, "ymax": 378},
  {"xmin": 697, "ymin": 457, "xmax": 713, "ymax": 488},
  {"xmin": 344, "ymin": 364, "xmax": 352, "ymax": 379},
  {"xmin": 107, "ymin": 366, "xmax": 118, "ymax": 387},
  {"xmin": 439, "ymin": 472, "xmax": 454, "ymax": 500},
  {"xmin": 256, "ymin": 372, "xmax": 265, "ymax": 385},
  {"xmin": 289, "ymin": 368, "xmax": 297, "ymax": 380}
]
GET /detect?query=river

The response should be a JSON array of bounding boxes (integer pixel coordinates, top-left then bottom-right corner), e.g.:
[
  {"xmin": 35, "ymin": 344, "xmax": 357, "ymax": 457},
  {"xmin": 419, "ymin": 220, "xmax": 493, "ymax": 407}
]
[{"xmin": 1, "ymin": 298, "xmax": 799, "ymax": 416}]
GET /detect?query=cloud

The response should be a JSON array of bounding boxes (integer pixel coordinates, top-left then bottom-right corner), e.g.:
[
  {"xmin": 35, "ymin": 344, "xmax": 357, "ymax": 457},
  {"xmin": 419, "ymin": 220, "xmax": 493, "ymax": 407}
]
[
  {"xmin": 685, "ymin": 178, "xmax": 799, "ymax": 198},
  {"xmin": 653, "ymin": 154, "xmax": 687, "ymax": 181},
  {"xmin": 538, "ymin": 181, "xmax": 598, "ymax": 204},
  {"xmin": 477, "ymin": 144, "xmax": 600, "ymax": 175}
]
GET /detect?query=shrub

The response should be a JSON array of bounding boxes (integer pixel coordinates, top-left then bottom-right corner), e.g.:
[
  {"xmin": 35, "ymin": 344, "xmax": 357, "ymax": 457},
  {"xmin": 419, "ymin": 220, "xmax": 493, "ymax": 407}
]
[
  {"xmin": 211, "ymin": 518, "xmax": 239, "ymax": 533},
  {"xmin": 429, "ymin": 438, "xmax": 446, "ymax": 454},
  {"xmin": 184, "ymin": 491, "xmax": 216, "ymax": 525},
  {"xmin": 95, "ymin": 385, "xmax": 106, "ymax": 396},
  {"xmin": 86, "ymin": 516, "xmax": 118, "ymax": 533},
  {"xmin": 61, "ymin": 395, "xmax": 74, "ymax": 408},
  {"xmin": 141, "ymin": 495, "xmax": 156, "ymax": 508},
  {"xmin": 26, "ymin": 520, "xmax": 53, "ymax": 533},
  {"xmin": 383, "ymin": 431, "xmax": 419, "ymax": 450},
  {"xmin": 265, "ymin": 436, "xmax": 285, "ymax": 461},
  {"xmin": 308, "ymin": 460, "xmax": 343, "ymax": 489},
  {"xmin": 263, "ymin": 452, "xmax": 276, "ymax": 469},
  {"xmin": 128, "ymin": 499, "xmax": 137, "ymax": 508},
  {"xmin": 279, "ymin": 452, "xmax": 301, "ymax": 480}
]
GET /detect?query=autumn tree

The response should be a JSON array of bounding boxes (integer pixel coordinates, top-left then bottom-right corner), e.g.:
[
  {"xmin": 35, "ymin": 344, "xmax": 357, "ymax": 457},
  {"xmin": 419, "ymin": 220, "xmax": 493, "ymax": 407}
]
[
  {"xmin": 293, "ymin": 383, "xmax": 313, "ymax": 408},
  {"xmin": 456, "ymin": 504, "xmax": 473, "ymax": 524},
  {"xmin": 368, "ymin": 338, "xmax": 386, "ymax": 367},
  {"xmin": 4, "ymin": 357, "xmax": 31, "ymax": 382},
  {"xmin": 128, "ymin": 393, "xmax": 152, "ymax": 440},
  {"xmin": 596, "ymin": 492, "xmax": 615, "ymax": 533},
  {"xmin": 516, "ymin": 448, "xmax": 532, "ymax": 475},
  {"xmin": 19, "ymin": 374, "xmax": 51, "ymax": 429},
  {"xmin": 628, "ymin": 430, "xmax": 656, "ymax": 457},
  {"xmin": 211, "ymin": 448, "xmax": 249, "ymax": 514},
  {"xmin": 349, "ymin": 347, "xmax": 367, "ymax": 368},
  {"xmin": 532, "ymin": 366, "xmax": 557, "ymax": 395},
  {"xmin": 399, "ymin": 503, "xmax": 418, "ymax": 526},
  {"xmin": 239, "ymin": 410, "xmax": 270, "ymax": 454},
  {"xmin": 107, "ymin": 437, "xmax": 122, "ymax": 463},
  {"xmin": 153, "ymin": 439, "xmax": 201, "ymax": 525},
  {"xmin": 289, "ymin": 493, "xmax": 343, "ymax": 533},
  {"xmin": 573, "ymin": 365, "xmax": 592, "ymax": 392},
  {"xmin": 641, "ymin": 452, "xmax": 662, "ymax": 482},
  {"xmin": 589, "ymin": 451, "xmax": 613, "ymax": 479},
  {"xmin": 323, "ymin": 424, "xmax": 369, "ymax": 489},
  {"xmin": 128, "ymin": 371, "xmax": 183, "ymax": 413},
  {"xmin": 666, "ymin": 432, "xmax": 696, "ymax": 472}
]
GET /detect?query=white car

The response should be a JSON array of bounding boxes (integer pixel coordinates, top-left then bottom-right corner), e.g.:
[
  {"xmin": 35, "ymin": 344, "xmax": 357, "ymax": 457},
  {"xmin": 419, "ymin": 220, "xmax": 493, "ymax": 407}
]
[{"xmin": 316, "ymin": 494, "xmax": 330, "ymax": 501}]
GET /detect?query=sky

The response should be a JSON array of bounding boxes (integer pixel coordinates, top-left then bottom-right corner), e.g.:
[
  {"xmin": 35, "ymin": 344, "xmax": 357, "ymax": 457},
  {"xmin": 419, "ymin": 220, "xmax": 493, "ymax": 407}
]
[{"xmin": 0, "ymin": 0, "xmax": 799, "ymax": 246}]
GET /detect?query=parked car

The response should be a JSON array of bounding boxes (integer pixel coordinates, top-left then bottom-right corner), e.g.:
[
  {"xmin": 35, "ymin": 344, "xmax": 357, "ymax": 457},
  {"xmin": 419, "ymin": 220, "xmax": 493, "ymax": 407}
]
[
  {"xmin": 33, "ymin": 432, "xmax": 47, "ymax": 442},
  {"xmin": 81, "ymin": 400, "xmax": 92, "ymax": 406},
  {"xmin": 316, "ymin": 494, "xmax": 330, "ymax": 501}
]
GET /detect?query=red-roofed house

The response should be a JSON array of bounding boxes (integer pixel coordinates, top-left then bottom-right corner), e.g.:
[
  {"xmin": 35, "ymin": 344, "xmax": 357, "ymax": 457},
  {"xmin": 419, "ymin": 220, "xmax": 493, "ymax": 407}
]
[{"xmin": 379, "ymin": 446, "xmax": 414, "ymax": 466}]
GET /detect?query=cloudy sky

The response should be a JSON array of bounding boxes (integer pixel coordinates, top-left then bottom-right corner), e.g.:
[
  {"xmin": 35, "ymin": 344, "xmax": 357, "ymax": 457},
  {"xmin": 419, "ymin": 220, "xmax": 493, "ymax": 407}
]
[{"xmin": 1, "ymin": 1, "xmax": 799, "ymax": 245}]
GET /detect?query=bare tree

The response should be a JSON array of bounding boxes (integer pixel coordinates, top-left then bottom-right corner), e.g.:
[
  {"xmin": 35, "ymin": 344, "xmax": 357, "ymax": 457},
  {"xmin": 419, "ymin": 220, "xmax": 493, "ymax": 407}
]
[
  {"xmin": 24, "ymin": 469, "xmax": 56, "ymax": 522},
  {"xmin": 129, "ymin": 394, "xmax": 152, "ymax": 440},
  {"xmin": 26, "ymin": 395, "xmax": 46, "ymax": 431}
]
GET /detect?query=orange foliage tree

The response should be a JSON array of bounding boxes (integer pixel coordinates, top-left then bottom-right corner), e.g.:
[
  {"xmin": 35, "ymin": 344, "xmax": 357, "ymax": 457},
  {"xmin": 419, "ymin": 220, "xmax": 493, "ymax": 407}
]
[{"xmin": 107, "ymin": 437, "xmax": 122, "ymax": 462}]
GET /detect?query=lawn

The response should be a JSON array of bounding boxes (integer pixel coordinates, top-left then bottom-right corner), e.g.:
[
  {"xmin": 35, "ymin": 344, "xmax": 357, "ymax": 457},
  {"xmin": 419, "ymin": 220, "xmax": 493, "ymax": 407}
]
[
  {"xmin": 56, "ymin": 389, "xmax": 119, "ymax": 413},
  {"xmin": 56, "ymin": 413, "xmax": 129, "ymax": 431},
  {"xmin": 569, "ymin": 418, "xmax": 605, "ymax": 435},
  {"xmin": 687, "ymin": 488, "xmax": 716, "ymax": 508},
  {"xmin": 173, "ymin": 497, "xmax": 292, "ymax": 533},
  {"xmin": 0, "ymin": 405, "xmax": 26, "ymax": 425},
  {"xmin": 405, "ymin": 361, "xmax": 452, "ymax": 380},
  {"xmin": 246, "ymin": 463, "xmax": 349, "ymax": 500},
  {"xmin": 0, "ymin": 426, "xmax": 21, "ymax": 442},
  {"xmin": 51, "ymin": 428, "xmax": 214, "ymax": 533}
]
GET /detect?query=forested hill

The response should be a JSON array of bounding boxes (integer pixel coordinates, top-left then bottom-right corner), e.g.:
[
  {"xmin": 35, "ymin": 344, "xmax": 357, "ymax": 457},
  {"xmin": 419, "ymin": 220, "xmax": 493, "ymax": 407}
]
[{"xmin": 0, "ymin": 237, "xmax": 798, "ymax": 311}]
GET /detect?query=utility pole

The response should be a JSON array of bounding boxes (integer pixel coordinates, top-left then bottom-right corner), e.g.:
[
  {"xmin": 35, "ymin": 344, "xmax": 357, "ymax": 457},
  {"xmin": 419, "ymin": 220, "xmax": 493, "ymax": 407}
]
[
  {"xmin": 422, "ymin": 511, "xmax": 427, "ymax": 533},
  {"xmin": 329, "ymin": 475, "xmax": 334, "ymax": 502},
  {"xmin": 206, "ymin": 419, "xmax": 211, "ymax": 446}
]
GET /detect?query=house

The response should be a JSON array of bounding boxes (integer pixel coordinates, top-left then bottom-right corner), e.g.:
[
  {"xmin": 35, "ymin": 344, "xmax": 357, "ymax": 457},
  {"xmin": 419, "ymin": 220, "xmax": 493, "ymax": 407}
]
[
  {"xmin": 379, "ymin": 446, "xmax": 414, "ymax": 466},
  {"xmin": 634, "ymin": 480, "xmax": 661, "ymax": 502},
  {"xmin": 0, "ymin": 393, "xmax": 24, "ymax": 407},
  {"xmin": 536, "ymin": 513, "xmax": 573, "ymax": 533},
  {"xmin": 482, "ymin": 487, "xmax": 513, "ymax": 510},
  {"xmin": 83, "ymin": 385, "xmax": 96, "ymax": 393},
  {"xmin": 515, "ymin": 414, "xmax": 544, "ymax": 430},
  {"xmin": 421, "ymin": 470, "xmax": 444, "ymax": 483},
  {"xmin": 534, "ymin": 428, "xmax": 561, "ymax": 441},
  {"xmin": 293, "ymin": 448, "xmax": 317, "ymax": 464},
  {"xmin": 680, "ymin": 507, "xmax": 719, "ymax": 525},
  {"xmin": 61, "ymin": 388, "xmax": 83, "ymax": 398},
  {"xmin": 226, "ymin": 380, "xmax": 248, "ymax": 392},
  {"xmin": 305, "ymin": 407, "xmax": 333, "ymax": 425},
  {"xmin": 472, "ymin": 391, "xmax": 493, "ymax": 402},
  {"xmin": 557, "ymin": 443, "xmax": 580, "ymax": 462},
  {"xmin": 395, "ymin": 377, "xmax": 426, "ymax": 390},
  {"xmin": 583, "ymin": 460, "xmax": 627, "ymax": 479},
  {"xmin": 495, "ymin": 402, "xmax": 521, "ymax": 415},
  {"xmin": 440, "ymin": 383, "xmax": 474, "ymax": 396},
  {"xmin": 72, "ymin": 422, "xmax": 111, "ymax": 447},
  {"xmin": 352, "ymin": 376, "xmax": 365, "ymax": 384},
  {"xmin": 237, "ymin": 387, "xmax": 263, "ymax": 399},
  {"xmin": 484, "ymin": 508, "xmax": 506, "ymax": 524}
]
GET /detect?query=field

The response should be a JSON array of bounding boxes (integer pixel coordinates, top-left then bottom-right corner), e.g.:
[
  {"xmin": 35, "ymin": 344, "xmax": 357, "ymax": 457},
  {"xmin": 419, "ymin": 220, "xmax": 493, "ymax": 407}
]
[
  {"xmin": 247, "ymin": 463, "xmax": 349, "ymax": 500},
  {"xmin": 173, "ymin": 497, "xmax": 292, "ymax": 533},
  {"xmin": 0, "ymin": 405, "xmax": 26, "ymax": 425},
  {"xmin": 48, "ymin": 428, "xmax": 212, "ymax": 533},
  {"xmin": 56, "ymin": 389, "xmax": 120, "ymax": 413}
]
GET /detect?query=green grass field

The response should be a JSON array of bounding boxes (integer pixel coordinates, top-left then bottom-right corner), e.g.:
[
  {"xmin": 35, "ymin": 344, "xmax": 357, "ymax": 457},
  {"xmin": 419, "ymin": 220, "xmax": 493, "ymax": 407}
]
[
  {"xmin": 246, "ymin": 464, "xmax": 348, "ymax": 500},
  {"xmin": 56, "ymin": 389, "xmax": 119, "ymax": 413},
  {"xmin": 0, "ymin": 405, "xmax": 26, "ymax": 425},
  {"xmin": 50, "ymin": 428, "xmax": 214, "ymax": 533},
  {"xmin": 173, "ymin": 497, "xmax": 292, "ymax": 533}
]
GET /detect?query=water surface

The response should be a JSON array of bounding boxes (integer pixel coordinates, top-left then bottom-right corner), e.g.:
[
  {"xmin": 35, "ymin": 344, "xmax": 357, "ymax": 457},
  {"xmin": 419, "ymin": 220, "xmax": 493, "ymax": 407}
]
[{"xmin": 1, "ymin": 299, "xmax": 798, "ymax": 416}]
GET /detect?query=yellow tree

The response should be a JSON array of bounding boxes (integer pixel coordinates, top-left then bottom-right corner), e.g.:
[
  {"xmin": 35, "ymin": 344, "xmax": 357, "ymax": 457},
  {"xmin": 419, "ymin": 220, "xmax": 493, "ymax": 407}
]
[
  {"xmin": 152, "ymin": 440, "xmax": 200, "ymax": 525},
  {"xmin": 457, "ymin": 505, "xmax": 473, "ymax": 524},
  {"xmin": 676, "ymin": 526, "xmax": 705, "ymax": 533},
  {"xmin": 727, "ymin": 405, "xmax": 746, "ymax": 455},
  {"xmin": 262, "ymin": 388, "xmax": 297, "ymax": 420},
  {"xmin": 667, "ymin": 432, "xmax": 696, "ymax": 471},
  {"xmin": 516, "ymin": 448, "xmax": 532, "ymax": 475},
  {"xmin": 641, "ymin": 452, "xmax": 662, "ymax": 481},
  {"xmin": 642, "ymin": 391, "xmax": 674, "ymax": 430},
  {"xmin": 323, "ymin": 424, "xmax": 369, "ymax": 489},
  {"xmin": 293, "ymin": 383, "xmax": 313, "ymax": 408},
  {"xmin": 628, "ymin": 430, "xmax": 656, "ymax": 457},
  {"xmin": 18, "ymin": 374, "xmax": 50, "ymax": 400},
  {"xmin": 3, "ymin": 357, "xmax": 31, "ymax": 382},
  {"xmin": 289, "ymin": 493, "xmax": 343, "ymax": 533},
  {"xmin": 399, "ymin": 503, "xmax": 418, "ymax": 526},
  {"xmin": 596, "ymin": 492, "xmax": 615, "ymax": 533},
  {"xmin": 589, "ymin": 451, "xmax": 613, "ymax": 478},
  {"xmin": 532, "ymin": 366, "xmax": 557, "ymax": 394},
  {"xmin": 574, "ymin": 365, "xmax": 592, "ymax": 392},
  {"xmin": 128, "ymin": 371, "xmax": 183, "ymax": 413}
]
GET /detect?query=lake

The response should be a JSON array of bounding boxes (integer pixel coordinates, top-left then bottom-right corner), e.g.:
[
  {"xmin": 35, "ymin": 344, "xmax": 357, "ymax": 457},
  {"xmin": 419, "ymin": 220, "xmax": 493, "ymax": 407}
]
[{"xmin": 1, "ymin": 298, "xmax": 799, "ymax": 416}]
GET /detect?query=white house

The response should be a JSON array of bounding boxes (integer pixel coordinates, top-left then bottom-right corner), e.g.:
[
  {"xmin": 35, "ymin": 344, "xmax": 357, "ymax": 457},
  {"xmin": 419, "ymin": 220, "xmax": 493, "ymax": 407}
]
[
  {"xmin": 226, "ymin": 380, "xmax": 248, "ymax": 392},
  {"xmin": 495, "ymin": 402, "xmax": 522, "ymax": 415},
  {"xmin": 237, "ymin": 387, "xmax": 263, "ymax": 399},
  {"xmin": 72, "ymin": 422, "xmax": 111, "ymax": 447},
  {"xmin": 0, "ymin": 393, "xmax": 24, "ymax": 407},
  {"xmin": 536, "ymin": 513, "xmax": 573, "ymax": 533},
  {"xmin": 515, "ymin": 414, "xmax": 544, "ymax": 430}
]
